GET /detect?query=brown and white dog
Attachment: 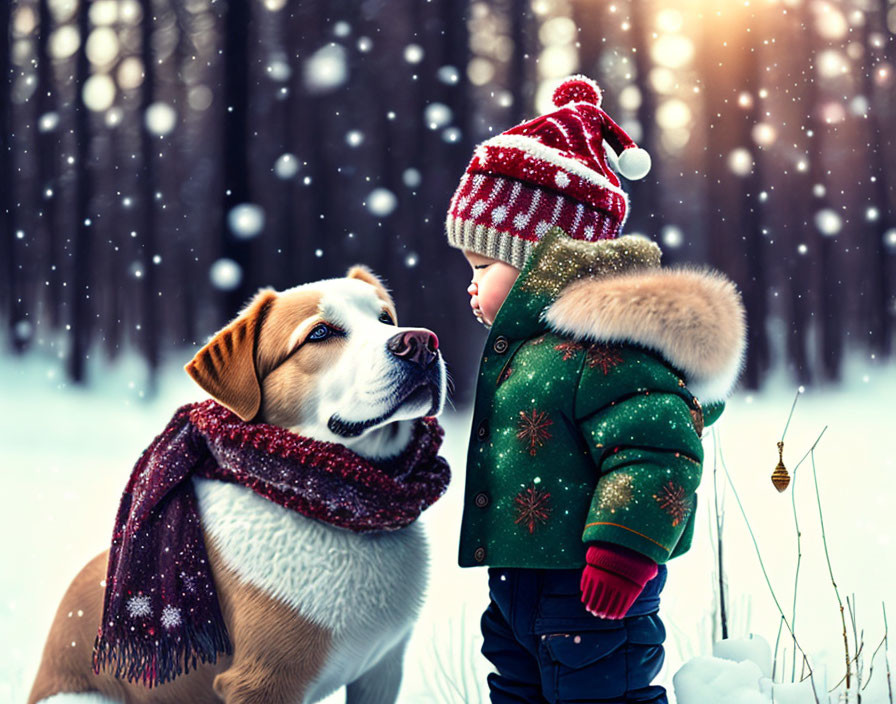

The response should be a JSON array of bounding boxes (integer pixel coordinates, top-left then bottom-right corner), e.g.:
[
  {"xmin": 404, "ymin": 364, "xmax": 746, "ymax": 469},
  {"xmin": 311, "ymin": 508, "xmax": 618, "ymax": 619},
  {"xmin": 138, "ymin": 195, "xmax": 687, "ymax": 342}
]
[{"xmin": 29, "ymin": 267, "xmax": 447, "ymax": 704}]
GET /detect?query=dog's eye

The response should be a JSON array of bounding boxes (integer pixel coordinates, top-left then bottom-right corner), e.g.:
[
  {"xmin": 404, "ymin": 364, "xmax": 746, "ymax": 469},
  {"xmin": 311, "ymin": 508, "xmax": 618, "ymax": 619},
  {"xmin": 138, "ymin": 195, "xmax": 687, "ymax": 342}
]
[
  {"xmin": 308, "ymin": 323, "xmax": 335, "ymax": 342},
  {"xmin": 379, "ymin": 311, "xmax": 396, "ymax": 325}
]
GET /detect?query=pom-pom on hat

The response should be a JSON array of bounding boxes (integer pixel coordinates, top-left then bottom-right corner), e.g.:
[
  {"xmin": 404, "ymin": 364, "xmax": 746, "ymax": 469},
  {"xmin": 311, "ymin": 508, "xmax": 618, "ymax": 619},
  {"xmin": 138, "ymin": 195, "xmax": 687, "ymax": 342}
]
[{"xmin": 446, "ymin": 75, "xmax": 652, "ymax": 269}]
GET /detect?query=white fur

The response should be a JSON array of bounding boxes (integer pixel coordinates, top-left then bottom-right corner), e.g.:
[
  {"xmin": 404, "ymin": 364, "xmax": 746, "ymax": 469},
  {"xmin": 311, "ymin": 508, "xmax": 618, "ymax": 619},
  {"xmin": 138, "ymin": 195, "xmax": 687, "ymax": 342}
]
[{"xmin": 194, "ymin": 478, "xmax": 427, "ymax": 703}]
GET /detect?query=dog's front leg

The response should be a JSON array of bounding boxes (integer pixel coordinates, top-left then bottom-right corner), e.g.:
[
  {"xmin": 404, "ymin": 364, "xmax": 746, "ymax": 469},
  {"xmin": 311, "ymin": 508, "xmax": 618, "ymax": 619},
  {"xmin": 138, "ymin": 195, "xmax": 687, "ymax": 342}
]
[
  {"xmin": 345, "ymin": 634, "xmax": 410, "ymax": 704},
  {"xmin": 210, "ymin": 564, "xmax": 334, "ymax": 704}
]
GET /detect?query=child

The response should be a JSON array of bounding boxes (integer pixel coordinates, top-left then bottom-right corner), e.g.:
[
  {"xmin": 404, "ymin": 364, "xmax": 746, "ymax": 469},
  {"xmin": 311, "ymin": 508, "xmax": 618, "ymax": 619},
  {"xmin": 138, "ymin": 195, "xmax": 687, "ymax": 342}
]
[{"xmin": 445, "ymin": 75, "xmax": 746, "ymax": 703}]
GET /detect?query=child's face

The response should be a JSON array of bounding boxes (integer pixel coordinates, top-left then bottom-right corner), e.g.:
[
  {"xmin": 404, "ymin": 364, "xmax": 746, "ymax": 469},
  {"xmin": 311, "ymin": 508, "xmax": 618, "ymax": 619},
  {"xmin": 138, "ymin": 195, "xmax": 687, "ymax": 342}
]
[{"xmin": 462, "ymin": 250, "xmax": 520, "ymax": 327}]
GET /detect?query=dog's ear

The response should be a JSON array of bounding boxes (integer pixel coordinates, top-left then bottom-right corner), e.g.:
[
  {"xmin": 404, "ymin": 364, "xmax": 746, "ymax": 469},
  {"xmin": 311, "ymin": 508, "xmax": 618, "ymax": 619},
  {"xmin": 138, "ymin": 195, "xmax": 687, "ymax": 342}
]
[
  {"xmin": 185, "ymin": 289, "xmax": 277, "ymax": 421},
  {"xmin": 347, "ymin": 265, "xmax": 397, "ymax": 320}
]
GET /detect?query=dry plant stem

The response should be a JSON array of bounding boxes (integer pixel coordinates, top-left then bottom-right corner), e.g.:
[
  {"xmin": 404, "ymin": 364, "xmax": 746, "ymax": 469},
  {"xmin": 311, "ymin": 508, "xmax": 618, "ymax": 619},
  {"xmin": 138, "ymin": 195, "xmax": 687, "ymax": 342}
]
[
  {"xmin": 431, "ymin": 622, "xmax": 467, "ymax": 703},
  {"xmin": 829, "ymin": 645, "xmax": 866, "ymax": 692},
  {"xmin": 884, "ymin": 603, "xmax": 893, "ymax": 704},
  {"xmin": 460, "ymin": 612, "xmax": 471, "ymax": 704},
  {"xmin": 717, "ymin": 435, "xmax": 821, "ymax": 704},
  {"xmin": 781, "ymin": 388, "xmax": 801, "ymax": 443},
  {"xmin": 791, "ymin": 448, "xmax": 803, "ymax": 683},
  {"xmin": 712, "ymin": 436, "xmax": 729, "ymax": 640},
  {"xmin": 785, "ymin": 426, "xmax": 826, "ymax": 685},
  {"xmin": 848, "ymin": 596, "xmax": 863, "ymax": 702},
  {"xmin": 773, "ymin": 614, "xmax": 785, "ymax": 682},
  {"xmin": 865, "ymin": 631, "xmax": 889, "ymax": 692},
  {"xmin": 809, "ymin": 438, "xmax": 851, "ymax": 693}
]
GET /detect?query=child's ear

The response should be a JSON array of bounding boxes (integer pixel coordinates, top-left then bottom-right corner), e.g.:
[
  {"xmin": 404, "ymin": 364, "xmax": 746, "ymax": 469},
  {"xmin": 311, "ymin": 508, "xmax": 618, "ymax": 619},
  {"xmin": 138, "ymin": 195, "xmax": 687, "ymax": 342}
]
[
  {"xmin": 347, "ymin": 265, "xmax": 397, "ymax": 321},
  {"xmin": 184, "ymin": 289, "xmax": 277, "ymax": 421}
]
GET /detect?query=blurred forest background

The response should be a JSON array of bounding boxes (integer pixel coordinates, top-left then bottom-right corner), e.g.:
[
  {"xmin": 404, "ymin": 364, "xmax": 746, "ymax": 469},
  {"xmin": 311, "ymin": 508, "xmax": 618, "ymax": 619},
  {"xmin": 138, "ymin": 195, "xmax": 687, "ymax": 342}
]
[{"xmin": 1, "ymin": 0, "xmax": 895, "ymax": 402}]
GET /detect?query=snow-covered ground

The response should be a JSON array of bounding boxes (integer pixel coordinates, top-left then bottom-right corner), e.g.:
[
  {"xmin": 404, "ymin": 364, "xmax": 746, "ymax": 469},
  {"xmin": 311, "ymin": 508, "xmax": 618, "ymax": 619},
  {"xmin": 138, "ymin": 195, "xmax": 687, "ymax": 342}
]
[{"xmin": 1, "ymin": 352, "xmax": 893, "ymax": 703}]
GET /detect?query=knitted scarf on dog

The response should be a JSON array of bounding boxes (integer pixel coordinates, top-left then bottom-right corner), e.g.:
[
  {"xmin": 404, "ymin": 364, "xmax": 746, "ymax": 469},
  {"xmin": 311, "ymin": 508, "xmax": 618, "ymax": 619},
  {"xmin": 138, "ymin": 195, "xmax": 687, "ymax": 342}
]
[{"xmin": 92, "ymin": 399, "xmax": 450, "ymax": 688}]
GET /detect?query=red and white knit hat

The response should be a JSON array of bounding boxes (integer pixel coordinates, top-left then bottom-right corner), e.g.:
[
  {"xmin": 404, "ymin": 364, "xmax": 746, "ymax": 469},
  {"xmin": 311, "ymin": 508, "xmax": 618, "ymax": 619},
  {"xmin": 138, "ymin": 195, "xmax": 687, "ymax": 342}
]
[{"xmin": 446, "ymin": 75, "xmax": 651, "ymax": 269}]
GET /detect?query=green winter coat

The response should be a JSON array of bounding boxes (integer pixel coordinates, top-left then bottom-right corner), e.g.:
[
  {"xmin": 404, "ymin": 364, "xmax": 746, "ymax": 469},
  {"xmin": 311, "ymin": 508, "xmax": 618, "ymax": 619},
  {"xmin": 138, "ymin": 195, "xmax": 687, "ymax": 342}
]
[{"xmin": 458, "ymin": 228, "xmax": 746, "ymax": 569}]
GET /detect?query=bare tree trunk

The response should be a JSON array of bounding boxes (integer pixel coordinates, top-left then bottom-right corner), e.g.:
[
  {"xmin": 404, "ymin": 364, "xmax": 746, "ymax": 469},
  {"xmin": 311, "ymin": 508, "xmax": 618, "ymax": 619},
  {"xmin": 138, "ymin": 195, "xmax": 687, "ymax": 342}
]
[
  {"xmin": 509, "ymin": 0, "xmax": 534, "ymax": 124},
  {"xmin": 139, "ymin": 0, "xmax": 160, "ymax": 388},
  {"xmin": 221, "ymin": 0, "xmax": 253, "ymax": 315},
  {"xmin": 571, "ymin": 0, "xmax": 605, "ymax": 83},
  {"xmin": 0, "ymin": 0, "xmax": 18, "ymax": 351},
  {"xmin": 864, "ymin": 1, "xmax": 894, "ymax": 358},
  {"xmin": 626, "ymin": 0, "xmax": 663, "ymax": 238},
  {"xmin": 738, "ymin": 24, "xmax": 771, "ymax": 389},
  {"xmin": 699, "ymin": 2, "xmax": 777, "ymax": 388},
  {"xmin": 37, "ymin": 0, "xmax": 62, "ymax": 329},
  {"xmin": 68, "ymin": 0, "xmax": 92, "ymax": 382},
  {"xmin": 801, "ymin": 1, "xmax": 839, "ymax": 382}
]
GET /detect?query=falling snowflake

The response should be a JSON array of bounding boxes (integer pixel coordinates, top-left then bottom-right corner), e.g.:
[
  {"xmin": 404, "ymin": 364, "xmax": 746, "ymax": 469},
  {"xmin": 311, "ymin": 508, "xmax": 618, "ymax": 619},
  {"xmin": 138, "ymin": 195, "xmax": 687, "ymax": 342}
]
[
  {"xmin": 514, "ymin": 485, "xmax": 552, "ymax": 534},
  {"xmin": 598, "ymin": 473, "xmax": 634, "ymax": 513},
  {"xmin": 126, "ymin": 595, "xmax": 152, "ymax": 619},
  {"xmin": 517, "ymin": 408, "xmax": 553, "ymax": 456},
  {"xmin": 586, "ymin": 344, "xmax": 624, "ymax": 374},
  {"xmin": 160, "ymin": 605, "xmax": 182, "ymax": 630},
  {"xmin": 555, "ymin": 340, "xmax": 585, "ymax": 361},
  {"xmin": 654, "ymin": 481, "xmax": 691, "ymax": 527}
]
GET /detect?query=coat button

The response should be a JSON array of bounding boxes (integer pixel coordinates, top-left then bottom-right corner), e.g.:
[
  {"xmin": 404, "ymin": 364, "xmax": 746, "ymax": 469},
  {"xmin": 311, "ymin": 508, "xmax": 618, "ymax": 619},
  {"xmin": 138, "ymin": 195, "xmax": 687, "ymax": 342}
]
[
  {"xmin": 493, "ymin": 336, "xmax": 509, "ymax": 354},
  {"xmin": 476, "ymin": 419, "xmax": 489, "ymax": 441},
  {"xmin": 474, "ymin": 492, "xmax": 490, "ymax": 508},
  {"xmin": 473, "ymin": 546, "xmax": 487, "ymax": 563}
]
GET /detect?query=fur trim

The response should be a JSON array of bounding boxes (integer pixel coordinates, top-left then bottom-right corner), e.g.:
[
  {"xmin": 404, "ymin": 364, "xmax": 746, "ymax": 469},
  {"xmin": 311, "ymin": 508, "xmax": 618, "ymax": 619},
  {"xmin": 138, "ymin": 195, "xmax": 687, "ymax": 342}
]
[{"xmin": 544, "ymin": 266, "xmax": 747, "ymax": 402}]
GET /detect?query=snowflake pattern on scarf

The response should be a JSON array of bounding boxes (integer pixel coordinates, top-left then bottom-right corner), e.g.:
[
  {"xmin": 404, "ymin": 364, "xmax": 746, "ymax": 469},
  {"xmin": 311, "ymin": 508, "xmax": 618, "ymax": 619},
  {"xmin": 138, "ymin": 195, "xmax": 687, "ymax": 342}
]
[
  {"xmin": 160, "ymin": 605, "xmax": 182, "ymax": 630},
  {"xmin": 126, "ymin": 595, "xmax": 152, "ymax": 619}
]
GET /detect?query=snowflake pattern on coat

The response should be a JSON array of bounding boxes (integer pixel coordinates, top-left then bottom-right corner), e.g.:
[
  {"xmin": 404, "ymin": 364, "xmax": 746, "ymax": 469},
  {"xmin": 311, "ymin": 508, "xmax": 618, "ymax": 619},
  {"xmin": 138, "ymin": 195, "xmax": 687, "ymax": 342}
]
[
  {"xmin": 586, "ymin": 344, "xmax": 624, "ymax": 374},
  {"xmin": 516, "ymin": 408, "xmax": 553, "ymax": 456},
  {"xmin": 653, "ymin": 480, "xmax": 691, "ymax": 526},
  {"xmin": 514, "ymin": 484, "xmax": 553, "ymax": 534},
  {"xmin": 555, "ymin": 340, "xmax": 585, "ymax": 361}
]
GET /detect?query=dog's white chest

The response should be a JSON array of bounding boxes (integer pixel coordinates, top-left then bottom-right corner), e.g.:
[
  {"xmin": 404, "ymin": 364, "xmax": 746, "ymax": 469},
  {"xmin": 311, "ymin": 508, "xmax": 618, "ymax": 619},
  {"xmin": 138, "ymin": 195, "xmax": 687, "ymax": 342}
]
[{"xmin": 192, "ymin": 478, "xmax": 428, "ymax": 701}]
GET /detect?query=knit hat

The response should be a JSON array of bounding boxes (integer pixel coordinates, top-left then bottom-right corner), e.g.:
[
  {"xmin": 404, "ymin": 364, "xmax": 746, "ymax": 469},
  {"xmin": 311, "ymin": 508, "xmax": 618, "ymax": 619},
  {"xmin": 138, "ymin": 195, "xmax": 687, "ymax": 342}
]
[{"xmin": 446, "ymin": 75, "xmax": 651, "ymax": 269}]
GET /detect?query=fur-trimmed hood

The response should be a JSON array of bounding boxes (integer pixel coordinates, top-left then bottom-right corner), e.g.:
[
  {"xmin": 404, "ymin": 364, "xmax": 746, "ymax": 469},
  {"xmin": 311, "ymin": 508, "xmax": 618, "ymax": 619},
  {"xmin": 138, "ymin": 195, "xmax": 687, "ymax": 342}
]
[
  {"xmin": 525, "ymin": 232, "xmax": 746, "ymax": 403},
  {"xmin": 543, "ymin": 259, "xmax": 746, "ymax": 404}
]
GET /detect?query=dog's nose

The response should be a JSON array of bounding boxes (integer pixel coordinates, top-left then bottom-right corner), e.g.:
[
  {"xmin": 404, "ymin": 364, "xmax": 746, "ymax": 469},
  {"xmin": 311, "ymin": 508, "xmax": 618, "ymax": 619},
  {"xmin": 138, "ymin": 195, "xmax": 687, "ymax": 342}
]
[{"xmin": 388, "ymin": 330, "xmax": 439, "ymax": 368}]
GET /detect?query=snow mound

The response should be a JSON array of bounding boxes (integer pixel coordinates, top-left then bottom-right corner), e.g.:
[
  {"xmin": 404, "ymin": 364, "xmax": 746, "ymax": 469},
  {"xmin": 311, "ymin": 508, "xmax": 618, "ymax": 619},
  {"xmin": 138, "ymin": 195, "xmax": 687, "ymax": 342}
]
[
  {"xmin": 712, "ymin": 634, "xmax": 772, "ymax": 678},
  {"xmin": 673, "ymin": 656, "xmax": 769, "ymax": 704},
  {"xmin": 675, "ymin": 637, "xmax": 818, "ymax": 704}
]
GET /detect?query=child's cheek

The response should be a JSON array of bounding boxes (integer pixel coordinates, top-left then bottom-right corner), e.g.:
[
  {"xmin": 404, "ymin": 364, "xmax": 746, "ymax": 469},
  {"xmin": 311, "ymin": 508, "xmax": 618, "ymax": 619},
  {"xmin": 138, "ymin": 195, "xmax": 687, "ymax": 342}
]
[{"xmin": 479, "ymin": 278, "xmax": 513, "ymax": 322}]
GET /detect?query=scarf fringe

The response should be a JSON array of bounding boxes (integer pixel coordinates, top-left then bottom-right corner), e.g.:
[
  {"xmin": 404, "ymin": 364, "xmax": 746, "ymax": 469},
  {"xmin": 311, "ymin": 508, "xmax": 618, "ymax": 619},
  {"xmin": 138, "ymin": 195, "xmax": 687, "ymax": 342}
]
[{"xmin": 92, "ymin": 618, "xmax": 233, "ymax": 688}]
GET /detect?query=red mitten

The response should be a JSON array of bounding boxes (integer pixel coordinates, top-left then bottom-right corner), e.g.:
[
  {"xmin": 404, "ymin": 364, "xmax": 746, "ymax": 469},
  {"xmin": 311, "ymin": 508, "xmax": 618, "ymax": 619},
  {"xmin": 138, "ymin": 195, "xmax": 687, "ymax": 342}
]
[{"xmin": 580, "ymin": 542, "xmax": 658, "ymax": 620}]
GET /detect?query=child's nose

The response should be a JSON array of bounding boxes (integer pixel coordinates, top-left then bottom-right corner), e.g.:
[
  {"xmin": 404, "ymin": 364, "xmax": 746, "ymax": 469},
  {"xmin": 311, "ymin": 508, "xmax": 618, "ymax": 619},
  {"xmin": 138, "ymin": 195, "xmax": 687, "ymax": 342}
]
[{"xmin": 467, "ymin": 283, "xmax": 478, "ymax": 296}]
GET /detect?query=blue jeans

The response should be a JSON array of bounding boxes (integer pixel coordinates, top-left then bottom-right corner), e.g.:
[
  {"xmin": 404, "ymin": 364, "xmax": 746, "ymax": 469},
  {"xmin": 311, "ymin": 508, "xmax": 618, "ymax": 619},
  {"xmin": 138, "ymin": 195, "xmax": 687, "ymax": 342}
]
[{"xmin": 481, "ymin": 567, "xmax": 668, "ymax": 703}]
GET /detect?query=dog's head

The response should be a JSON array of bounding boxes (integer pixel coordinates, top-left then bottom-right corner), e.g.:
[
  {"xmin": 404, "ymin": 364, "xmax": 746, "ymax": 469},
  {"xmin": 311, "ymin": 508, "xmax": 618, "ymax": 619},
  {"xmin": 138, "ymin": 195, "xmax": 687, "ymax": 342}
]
[{"xmin": 185, "ymin": 267, "xmax": 446, "ymax": 454}]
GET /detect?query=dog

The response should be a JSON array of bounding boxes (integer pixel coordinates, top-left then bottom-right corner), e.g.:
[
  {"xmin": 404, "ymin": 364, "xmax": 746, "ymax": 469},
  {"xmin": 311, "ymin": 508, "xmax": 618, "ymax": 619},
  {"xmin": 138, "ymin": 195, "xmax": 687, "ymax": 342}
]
[{"xmin": 29, "ymin": 266, "xmax": 447, "ymax": 704}]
